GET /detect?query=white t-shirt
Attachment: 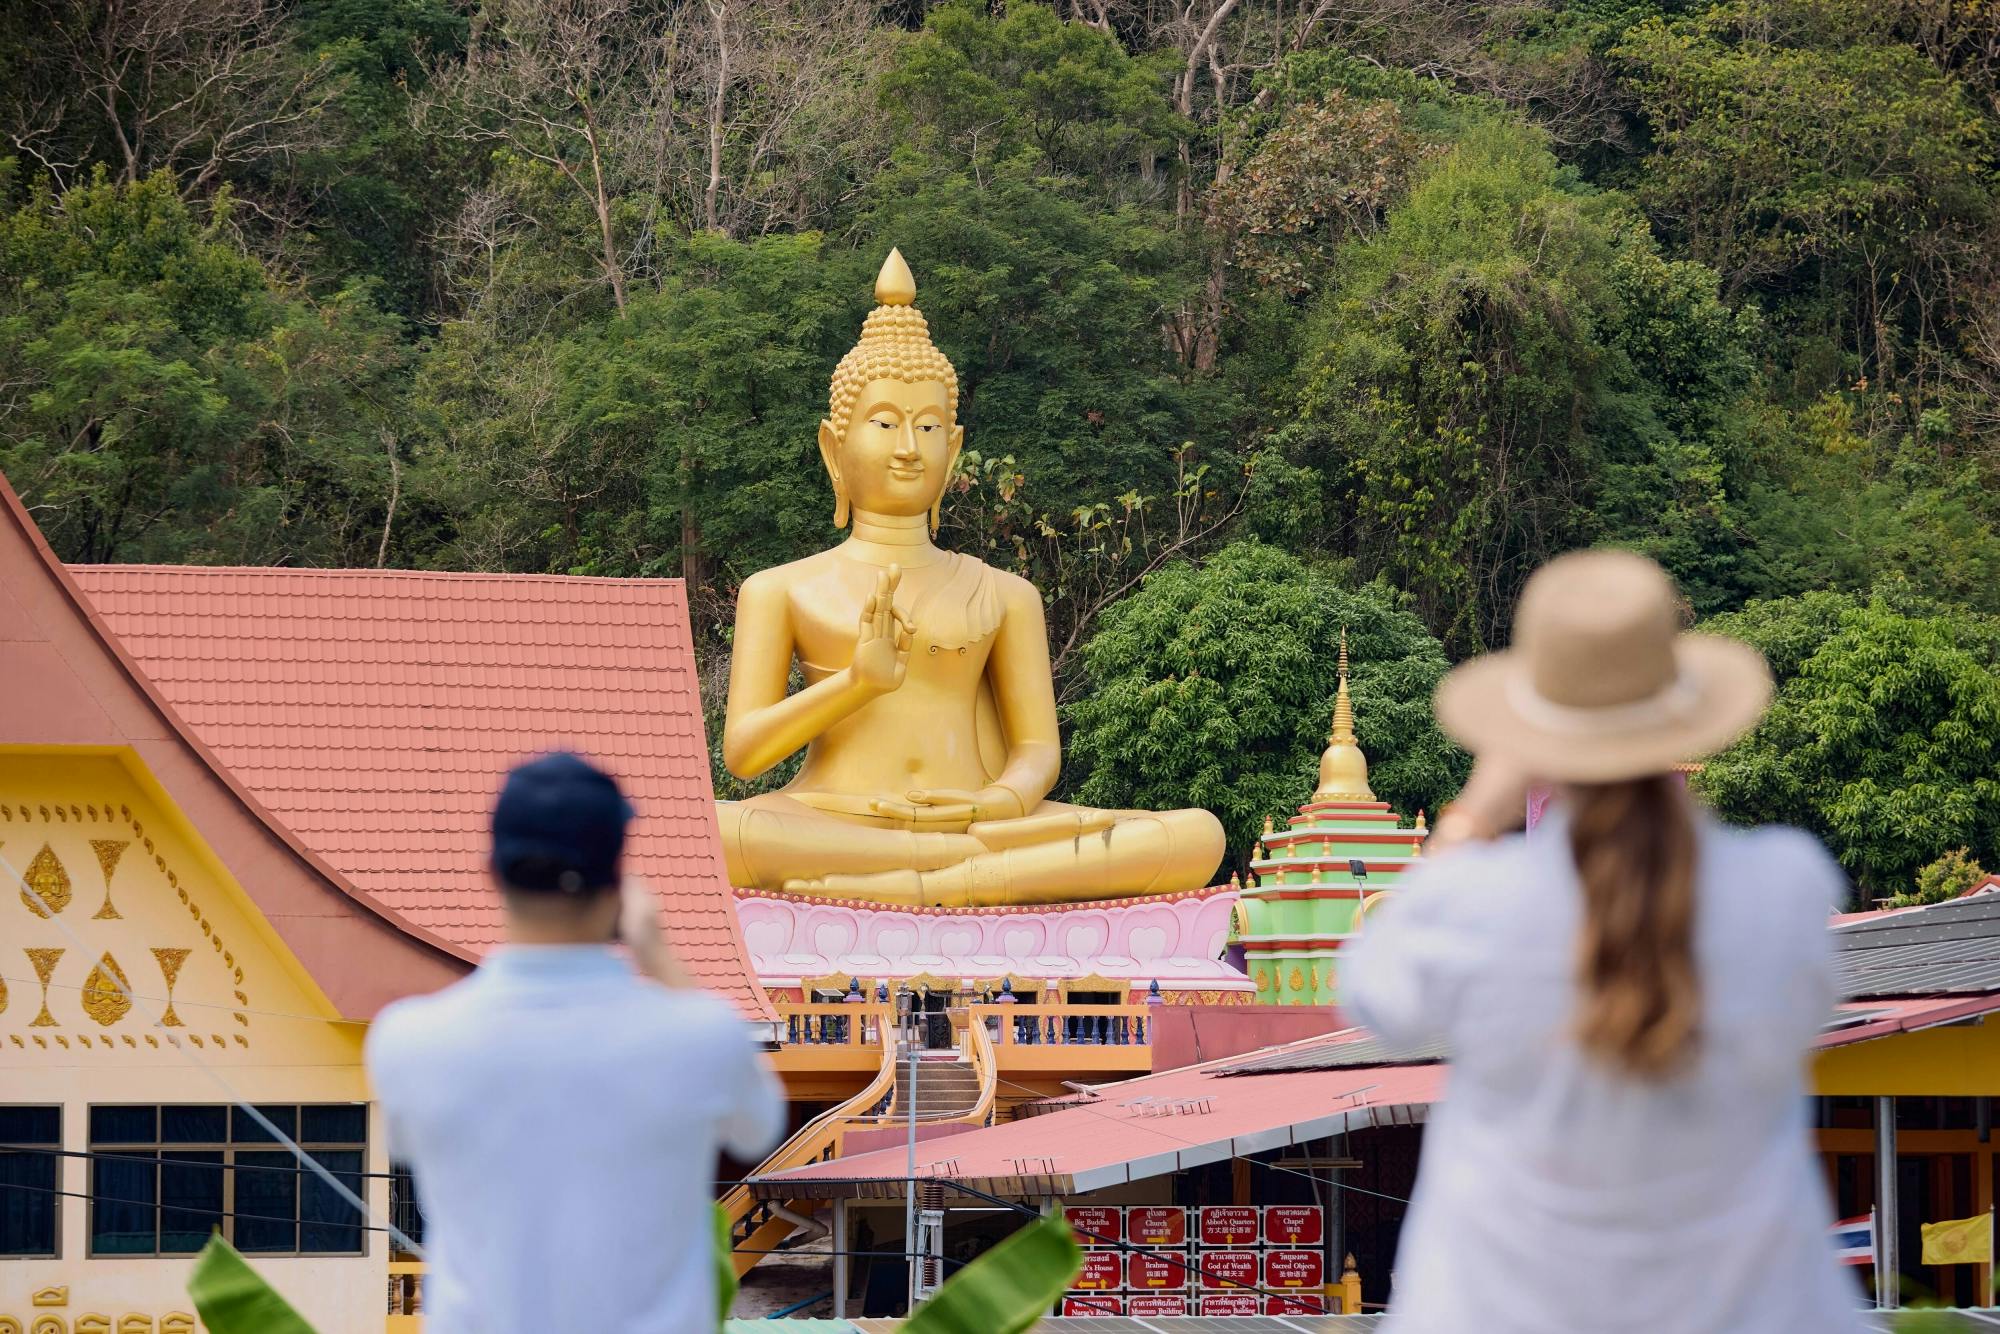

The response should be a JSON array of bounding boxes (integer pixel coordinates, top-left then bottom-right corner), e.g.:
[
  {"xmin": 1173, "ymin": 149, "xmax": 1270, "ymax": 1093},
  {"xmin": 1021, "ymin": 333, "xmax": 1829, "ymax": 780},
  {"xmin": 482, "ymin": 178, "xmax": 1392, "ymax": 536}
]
[
  {"xmin": 367, "ymin": 945, "xmax": 785, "ymax": 1334},
  {"xmin": 1344, "ymin": 812, "xmax": 1867, "ymax": 1334}
]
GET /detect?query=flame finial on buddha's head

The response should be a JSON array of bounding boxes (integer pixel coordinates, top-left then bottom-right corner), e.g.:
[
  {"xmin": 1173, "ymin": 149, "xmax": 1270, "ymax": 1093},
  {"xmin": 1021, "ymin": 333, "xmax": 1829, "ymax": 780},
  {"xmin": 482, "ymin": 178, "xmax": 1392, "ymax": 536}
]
[{"xmin": 829, "ymin": 248, "xmax": 959, "ymax": 438}]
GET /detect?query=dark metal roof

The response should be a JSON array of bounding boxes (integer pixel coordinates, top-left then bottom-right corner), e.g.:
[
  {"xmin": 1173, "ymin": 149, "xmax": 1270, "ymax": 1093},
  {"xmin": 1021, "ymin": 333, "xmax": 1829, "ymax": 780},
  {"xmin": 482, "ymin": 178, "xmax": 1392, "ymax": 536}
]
[
  {"xmin": 1213, "ymin": 1035, "xmax": 1449, "ymax": 1076},
  {"xmin": 1835, "ymin": 895, "xmax": 2000, "ymax": 999}
]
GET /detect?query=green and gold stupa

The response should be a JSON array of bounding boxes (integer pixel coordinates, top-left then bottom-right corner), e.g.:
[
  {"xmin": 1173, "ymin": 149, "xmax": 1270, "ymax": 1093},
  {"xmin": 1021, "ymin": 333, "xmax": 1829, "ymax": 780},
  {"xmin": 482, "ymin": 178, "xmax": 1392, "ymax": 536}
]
[{"xmin": 1233, "ymin": 633, "xmax": 1429, "ymax": 1005}]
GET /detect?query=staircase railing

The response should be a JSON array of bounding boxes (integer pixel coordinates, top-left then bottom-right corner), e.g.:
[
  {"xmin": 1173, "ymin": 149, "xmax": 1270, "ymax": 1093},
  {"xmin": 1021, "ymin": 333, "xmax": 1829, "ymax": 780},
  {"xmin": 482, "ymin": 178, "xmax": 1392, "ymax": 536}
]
[{"xmin": 722, "ymin": 1004, "xmax": 897, "ymax": 1274}]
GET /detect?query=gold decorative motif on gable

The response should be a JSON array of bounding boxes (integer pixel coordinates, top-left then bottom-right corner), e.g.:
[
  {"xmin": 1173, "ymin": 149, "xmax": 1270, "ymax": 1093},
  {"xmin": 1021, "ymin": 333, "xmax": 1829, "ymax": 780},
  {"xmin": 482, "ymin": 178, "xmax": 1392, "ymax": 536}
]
[
  {"xmin": 89, "ymin": 839, "xmax": 129, "ymax": 920},
  {"xmin": 21, "ymin": 843, "xmax": 70, "ymax": 916},
  {"xmin": 1059, "ymin": 972, "xmax": 1126, "ymax": 998},
  {"xmin": 901, "ymin": 972, "xmax": 960, "ymax": 995},
  {"xmin": 159, "ymin": 1315, "xmax": 195, "ymax": 1334},
  {"xmin": 118, "ymin": 1319, "xmax": 155, "ymax": 1334},
  {"xmin": 74, "ymin": 1316, "xmax": 110, "ymax": 1334},
  {"xmin": 4, "ymin": 797, "xmax": 252, "ymax": 1044},
  {"xmin": 80, "ymin": 953, "xmax": 133, "ymax": 1026},
  {"xmin": 29, "ymin": 1290, "xmax": 64, "ymax": 1309},
  {"xmin": 24, "ymin": 949, "xmax": 62, "ymax": 1026}
]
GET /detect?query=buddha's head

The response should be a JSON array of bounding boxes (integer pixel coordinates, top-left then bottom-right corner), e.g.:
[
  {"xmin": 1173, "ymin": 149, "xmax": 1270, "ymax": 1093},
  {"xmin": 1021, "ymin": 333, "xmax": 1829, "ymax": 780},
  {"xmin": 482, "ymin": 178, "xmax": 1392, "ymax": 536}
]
[{"xmin": 821, "ymin": 249, "xmax": 963, "ymax": 531}]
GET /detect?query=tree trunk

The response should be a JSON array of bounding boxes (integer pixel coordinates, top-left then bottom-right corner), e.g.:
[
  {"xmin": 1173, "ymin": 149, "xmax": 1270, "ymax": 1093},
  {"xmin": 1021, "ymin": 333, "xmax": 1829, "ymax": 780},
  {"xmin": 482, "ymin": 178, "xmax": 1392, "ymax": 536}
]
[{"xmin": 705, "ymin": 1, "xmax": 730, "ymax": 234}]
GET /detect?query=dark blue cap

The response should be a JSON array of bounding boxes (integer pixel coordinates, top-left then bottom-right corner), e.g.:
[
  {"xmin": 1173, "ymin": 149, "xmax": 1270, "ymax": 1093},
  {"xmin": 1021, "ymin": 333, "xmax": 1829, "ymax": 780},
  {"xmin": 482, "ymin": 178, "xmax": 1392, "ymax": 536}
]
[{"xmin": 490, "ymin": 752, "xmax": 633, "ymax": 893}]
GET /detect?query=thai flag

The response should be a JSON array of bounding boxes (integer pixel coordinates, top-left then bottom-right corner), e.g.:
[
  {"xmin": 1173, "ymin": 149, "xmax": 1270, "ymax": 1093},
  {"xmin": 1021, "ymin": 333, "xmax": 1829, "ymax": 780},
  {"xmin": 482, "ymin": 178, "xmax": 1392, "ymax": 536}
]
[{"xmin": 1831, "ymin": 1213, "xmax": 1875, "ymax": 1267}]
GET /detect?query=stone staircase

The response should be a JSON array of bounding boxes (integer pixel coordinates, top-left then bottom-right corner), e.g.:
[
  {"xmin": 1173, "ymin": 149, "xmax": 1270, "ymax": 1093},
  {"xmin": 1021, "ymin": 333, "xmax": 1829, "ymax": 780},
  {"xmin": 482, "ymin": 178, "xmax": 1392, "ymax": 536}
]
[{"xmin": 892, "ymin": 1050, "xmax": 985, "ymax": 1121}]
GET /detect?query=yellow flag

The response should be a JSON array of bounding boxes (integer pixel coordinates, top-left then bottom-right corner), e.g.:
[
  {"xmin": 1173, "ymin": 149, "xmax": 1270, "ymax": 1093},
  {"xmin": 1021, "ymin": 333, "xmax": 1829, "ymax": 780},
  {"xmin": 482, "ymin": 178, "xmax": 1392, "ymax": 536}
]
[{"xmin": 1920, "ymin": 1213, "xmax": 1992, "ymax": 1266}]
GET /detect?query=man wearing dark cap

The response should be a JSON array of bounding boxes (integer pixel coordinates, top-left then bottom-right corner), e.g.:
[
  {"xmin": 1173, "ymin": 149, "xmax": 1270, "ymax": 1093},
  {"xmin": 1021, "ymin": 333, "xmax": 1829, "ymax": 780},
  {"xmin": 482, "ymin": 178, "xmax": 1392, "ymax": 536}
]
[{"xmin": 366, "ymin": 752, "xmax": 784, "ymax": 1332}]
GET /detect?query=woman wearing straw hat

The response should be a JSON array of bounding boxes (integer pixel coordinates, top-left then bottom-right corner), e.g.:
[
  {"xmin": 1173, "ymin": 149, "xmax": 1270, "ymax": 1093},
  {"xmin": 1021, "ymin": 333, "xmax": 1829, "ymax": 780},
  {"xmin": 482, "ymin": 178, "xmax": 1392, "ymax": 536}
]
[{"xmin": 1345, "ymin": 550, "xmax": 1865, "ymax": 1333}]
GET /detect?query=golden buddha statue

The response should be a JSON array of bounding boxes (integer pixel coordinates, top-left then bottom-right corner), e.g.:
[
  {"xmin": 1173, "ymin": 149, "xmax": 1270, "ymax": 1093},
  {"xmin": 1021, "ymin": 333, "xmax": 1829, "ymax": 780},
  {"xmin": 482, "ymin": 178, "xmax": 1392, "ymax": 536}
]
[{"xmin": 717, "ymin": 249, "xmax": 1225, "ymax": 908}]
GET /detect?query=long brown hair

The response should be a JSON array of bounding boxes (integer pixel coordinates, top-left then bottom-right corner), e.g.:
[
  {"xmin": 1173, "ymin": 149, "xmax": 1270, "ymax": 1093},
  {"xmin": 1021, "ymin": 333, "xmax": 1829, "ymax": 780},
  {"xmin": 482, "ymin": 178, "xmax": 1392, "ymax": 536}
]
[{"xmin": 1569, "ymin": 774, "xmax": 1700, "ymax": 1078}]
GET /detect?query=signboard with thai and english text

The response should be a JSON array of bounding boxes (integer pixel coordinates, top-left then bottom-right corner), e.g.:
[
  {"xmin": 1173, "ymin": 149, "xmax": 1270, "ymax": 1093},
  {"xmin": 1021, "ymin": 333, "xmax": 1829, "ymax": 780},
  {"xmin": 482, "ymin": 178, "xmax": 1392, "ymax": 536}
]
[
  {"xmin": 1127, "ymin": 1205, "xmax": 1187, "ymax": 1247},
  {"xmin": 1264, "ymin": 1248, "xmax": 1325, "ymax": 1290},
  {"xmin": 1065, "ymin": 1206, "xmax": 1122, "ymax": 1246},
  {"xmin": 1072, "ymin": 1250, "xmax": 1123, "ymax": 1291},
  {"xmin": 1195, "ymin": 1249, "xmax": 1261, "ymax": 1291},
  {"xmin": 1200, "ymin": 1293, "xmax": 1262, "ymax": 1316},
  {"xmin": 1127, "ymin": 1293, "xmax": 1191, "ymax": 1316},
  {"xmin": 1264, "ymin": 1203, "xmax": 1324, "ymax": 1246},
  {"xmin": 1268, "ymin": 1292, "xmax": 1329, "ymax": 1315},
  {"xmin": 1198, "ymin": 1205, "xmax": 1261, "ymax": 1246},
  {"xmin": 1062, "ymin": 1294, "xmax": 1124, "ymax": 1316},
  {"xmin": 1128, "ymin": 1251, "xmax": 1192, "ymax": 1290}
]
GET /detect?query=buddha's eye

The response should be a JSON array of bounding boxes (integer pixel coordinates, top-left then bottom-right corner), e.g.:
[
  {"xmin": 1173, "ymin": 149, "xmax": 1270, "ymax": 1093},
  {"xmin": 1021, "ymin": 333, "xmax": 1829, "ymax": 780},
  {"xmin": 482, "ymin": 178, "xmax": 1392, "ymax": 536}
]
[
  {"xmin": 871, "ymin": 418, "xmax": 895, "ymax": 430},
  {"xmin": 916, "ymin": 423, "xmax": 939, "ymax": 434}
]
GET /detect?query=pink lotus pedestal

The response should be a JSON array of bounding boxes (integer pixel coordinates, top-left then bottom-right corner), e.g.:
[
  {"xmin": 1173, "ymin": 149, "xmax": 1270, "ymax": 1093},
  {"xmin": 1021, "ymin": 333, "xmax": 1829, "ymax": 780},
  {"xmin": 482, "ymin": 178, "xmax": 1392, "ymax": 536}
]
[{"xmin": 733, "ymin": 884, "xmax": 1251, "ymax": 1002}]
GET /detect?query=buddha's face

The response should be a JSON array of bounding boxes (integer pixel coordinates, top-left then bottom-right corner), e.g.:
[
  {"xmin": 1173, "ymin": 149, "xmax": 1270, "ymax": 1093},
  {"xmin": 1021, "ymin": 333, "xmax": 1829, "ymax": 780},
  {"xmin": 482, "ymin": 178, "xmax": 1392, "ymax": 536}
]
[{"xmin": 819, "ymin": 378, "xmax": 962, "ymax": 520}]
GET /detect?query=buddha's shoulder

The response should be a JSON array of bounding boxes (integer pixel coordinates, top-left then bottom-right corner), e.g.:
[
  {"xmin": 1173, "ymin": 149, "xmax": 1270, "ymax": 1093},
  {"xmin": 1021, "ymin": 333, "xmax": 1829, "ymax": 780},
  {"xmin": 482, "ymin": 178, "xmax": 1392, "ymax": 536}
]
[
  {"xmin": 738, "ymin": 550, "xmax": 843, "ymax": 597},
  {"xmin": 935, "ymin": 550, "xmax": 1036, "ymax": 600}
]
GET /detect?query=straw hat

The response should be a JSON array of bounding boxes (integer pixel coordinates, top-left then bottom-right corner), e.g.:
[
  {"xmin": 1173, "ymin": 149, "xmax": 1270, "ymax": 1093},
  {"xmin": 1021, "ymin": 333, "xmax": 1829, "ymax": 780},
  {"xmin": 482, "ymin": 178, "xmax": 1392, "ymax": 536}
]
[{"xmin": 1434, "ymin": 550, "xmax": 1773, "ymax": 783}]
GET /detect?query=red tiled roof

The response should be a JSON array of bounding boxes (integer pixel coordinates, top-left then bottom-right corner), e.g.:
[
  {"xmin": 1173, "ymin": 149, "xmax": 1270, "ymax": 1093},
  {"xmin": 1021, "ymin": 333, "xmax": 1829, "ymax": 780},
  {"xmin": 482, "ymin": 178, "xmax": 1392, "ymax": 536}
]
[
  {"xmin": 756, "ymin": 1049, "xmax": 1442, "ymax": 1198},
  {"xmin": 69, "ymin": 565, "xmax": 770, "ymax": 1020}
]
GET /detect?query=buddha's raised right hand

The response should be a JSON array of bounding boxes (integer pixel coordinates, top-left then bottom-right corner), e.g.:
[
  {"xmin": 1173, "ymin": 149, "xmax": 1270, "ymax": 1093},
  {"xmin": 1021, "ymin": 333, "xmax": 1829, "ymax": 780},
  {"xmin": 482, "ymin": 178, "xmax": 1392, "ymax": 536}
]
[{"xmin": 851, "ymin": 563, "xmax": 915, "ymax": 694}]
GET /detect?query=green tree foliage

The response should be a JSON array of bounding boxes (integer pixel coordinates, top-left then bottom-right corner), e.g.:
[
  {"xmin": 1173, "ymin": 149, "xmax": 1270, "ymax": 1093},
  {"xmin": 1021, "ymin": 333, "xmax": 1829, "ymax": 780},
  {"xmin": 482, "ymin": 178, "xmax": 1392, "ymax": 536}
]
[
  {"xmin": 883, "ymin": 0, "xmax": 1183, "ymax": 187},
  {"xmin": 0, "ymin": 170, "xmax": 409, "ymax": 564},
  {"xmin": 1066, "ymin": 540, "xmax": 1469, "ymax": 868},
  {"xmin": 1292, "ymin": 124, "xmax": 1760, "ymax": 646},
  {"xmin": 1892, "ymin": 847, "xmax": 1988, "ymax": 909},
  {"xmin": 1698, "ymin": 591, "xmax": 2000, "ymax": 899},
  {"xmin": 1617, "ymin": 0, "xmax": 1992, "ymax": 300}
]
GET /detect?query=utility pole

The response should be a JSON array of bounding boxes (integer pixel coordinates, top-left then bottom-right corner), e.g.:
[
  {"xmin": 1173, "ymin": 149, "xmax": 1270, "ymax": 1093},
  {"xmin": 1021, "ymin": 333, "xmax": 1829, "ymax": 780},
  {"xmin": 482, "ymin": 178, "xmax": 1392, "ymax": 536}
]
[{"xmin": 900, "ymin": 984, "xmax": 919, "ymax": 1315}]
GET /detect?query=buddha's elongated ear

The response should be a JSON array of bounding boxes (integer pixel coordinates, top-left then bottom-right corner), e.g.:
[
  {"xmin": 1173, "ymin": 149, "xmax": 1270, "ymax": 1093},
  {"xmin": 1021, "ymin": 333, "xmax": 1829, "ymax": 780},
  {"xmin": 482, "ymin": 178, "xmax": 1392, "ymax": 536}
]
[
  {"xmin": 818, "ymin": 418, "xmax": 848, "ymax": 529},
  {"xmin": 932, "ymin": 425, "xmax": 966, "ymax": 537}
]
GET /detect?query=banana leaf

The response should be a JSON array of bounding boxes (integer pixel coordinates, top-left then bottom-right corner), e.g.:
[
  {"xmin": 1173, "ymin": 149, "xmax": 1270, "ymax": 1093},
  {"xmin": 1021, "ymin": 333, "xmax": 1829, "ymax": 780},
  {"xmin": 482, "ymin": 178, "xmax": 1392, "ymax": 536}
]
[
  {"xmin": 899, "ymin": 1214, "xmax": 1082, "ymax": 1334},
  {"xmin": 714, "ymin": 1202, "xmax": 739, "ymax": 1330},
  {"xmin": 187, "ymin": 1234, "xmax": 318, "ymax": 1334}
]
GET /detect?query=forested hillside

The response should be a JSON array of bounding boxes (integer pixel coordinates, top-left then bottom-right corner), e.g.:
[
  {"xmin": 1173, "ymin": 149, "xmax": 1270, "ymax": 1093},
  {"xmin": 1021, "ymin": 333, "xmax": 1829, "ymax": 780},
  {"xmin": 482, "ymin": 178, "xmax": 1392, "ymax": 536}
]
[{"xmin": 2, "ymin": 0, "xmax": 1994, "ymax": 897}]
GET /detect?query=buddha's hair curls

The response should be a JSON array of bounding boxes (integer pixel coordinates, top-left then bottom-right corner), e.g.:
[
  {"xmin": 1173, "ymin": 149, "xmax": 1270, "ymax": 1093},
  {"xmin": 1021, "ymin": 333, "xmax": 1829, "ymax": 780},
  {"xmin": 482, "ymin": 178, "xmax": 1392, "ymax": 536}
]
[
  {"xmin": 1570, "ymin": 774, "xmax": 1702, "ymax": 1078},
  {"xmin": 828, "ymin": 302, "xmax": 959, "ymax": 429}
]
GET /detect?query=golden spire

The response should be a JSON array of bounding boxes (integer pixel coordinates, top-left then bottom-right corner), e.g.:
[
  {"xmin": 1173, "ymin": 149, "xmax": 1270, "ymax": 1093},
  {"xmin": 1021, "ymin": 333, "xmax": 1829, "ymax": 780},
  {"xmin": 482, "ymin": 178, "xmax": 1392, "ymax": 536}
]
[{"xmin": 1314, "ymin": 627, "xmax": 1376, "ymax": 801}]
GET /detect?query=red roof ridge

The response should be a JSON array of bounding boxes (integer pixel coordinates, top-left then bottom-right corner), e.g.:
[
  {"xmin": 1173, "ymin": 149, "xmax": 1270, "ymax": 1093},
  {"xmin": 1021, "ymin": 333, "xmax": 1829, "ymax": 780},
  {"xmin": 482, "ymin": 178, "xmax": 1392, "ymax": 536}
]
[
  {"xmin": 78, "ymin": 563, "xmax": 690, "ymax": 587},
  {"xmin": 1, "ymin": 475, "xmax": 472, "ymax": 1016}
]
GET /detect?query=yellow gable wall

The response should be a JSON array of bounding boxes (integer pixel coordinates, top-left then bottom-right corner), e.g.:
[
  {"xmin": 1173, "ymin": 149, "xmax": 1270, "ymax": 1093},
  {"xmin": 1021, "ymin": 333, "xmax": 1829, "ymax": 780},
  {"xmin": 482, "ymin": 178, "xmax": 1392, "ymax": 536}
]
[{"xmin": 0, "ymin": 750, "xmax": 390, "ymax": 1332}]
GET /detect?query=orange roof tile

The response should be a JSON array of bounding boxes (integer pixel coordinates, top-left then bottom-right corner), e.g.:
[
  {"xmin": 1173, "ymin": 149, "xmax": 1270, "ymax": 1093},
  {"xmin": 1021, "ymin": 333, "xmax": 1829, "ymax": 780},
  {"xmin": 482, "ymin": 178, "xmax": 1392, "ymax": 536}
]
[{"xmin": 69, "ymin": 564, "xmax": 770, "ymax": 1020}]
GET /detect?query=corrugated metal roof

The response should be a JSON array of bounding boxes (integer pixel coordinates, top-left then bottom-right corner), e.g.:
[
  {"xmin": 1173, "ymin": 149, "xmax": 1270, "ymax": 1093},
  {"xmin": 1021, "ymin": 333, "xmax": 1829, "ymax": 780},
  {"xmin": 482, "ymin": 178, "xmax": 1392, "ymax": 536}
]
[
  {"xmin": 755, "ymin": 1058, "xmax": 1441, "ymax": 1198},
  {"xmin": 1835, "ymin": 895, "xmax": 2000, "ymax": 999},
  {"xmin": 69, "ymin": 563, "xmax": 770, "ymax": 1019}
]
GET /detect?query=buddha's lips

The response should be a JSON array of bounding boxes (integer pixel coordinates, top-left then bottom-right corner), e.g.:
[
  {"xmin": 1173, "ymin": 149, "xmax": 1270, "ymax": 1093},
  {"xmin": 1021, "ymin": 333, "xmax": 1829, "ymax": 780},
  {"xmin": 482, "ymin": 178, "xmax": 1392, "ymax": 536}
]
[{"xmin": 889, "ymin": 466, "xmax": 925, "ymax": 480}]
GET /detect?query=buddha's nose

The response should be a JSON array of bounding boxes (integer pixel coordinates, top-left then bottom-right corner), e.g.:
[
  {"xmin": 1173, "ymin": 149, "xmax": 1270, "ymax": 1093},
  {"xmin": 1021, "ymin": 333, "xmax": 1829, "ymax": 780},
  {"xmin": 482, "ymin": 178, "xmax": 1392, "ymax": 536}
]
[{"xmin": 893, "ymin": 429, "xmax": 920, "ymax": 461}]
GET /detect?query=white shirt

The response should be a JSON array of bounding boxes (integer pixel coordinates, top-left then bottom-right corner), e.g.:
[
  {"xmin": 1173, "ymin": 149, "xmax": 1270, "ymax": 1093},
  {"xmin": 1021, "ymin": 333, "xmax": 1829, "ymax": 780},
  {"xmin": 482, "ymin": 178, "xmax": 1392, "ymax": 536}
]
[
  {"xmin": 1344, "ymin": 813, "xmax": 1866, "ymax": 1334},
  {"xmin": 367, "ymin": 946, "xmax": 785, "ymax": 1334}
]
